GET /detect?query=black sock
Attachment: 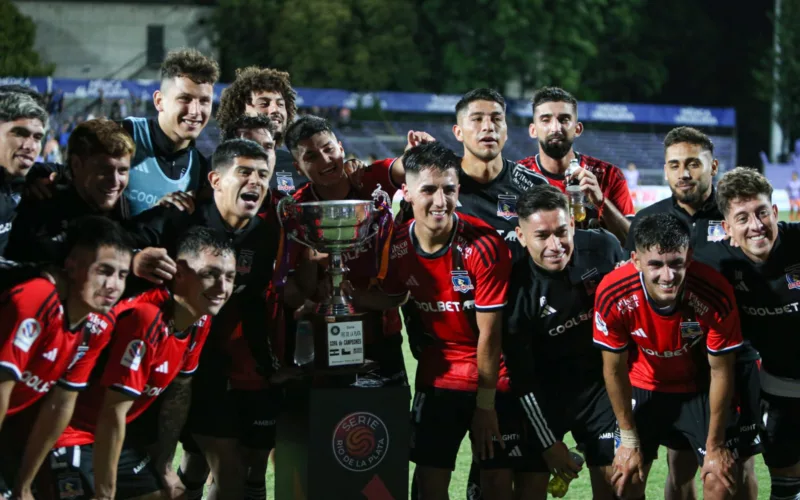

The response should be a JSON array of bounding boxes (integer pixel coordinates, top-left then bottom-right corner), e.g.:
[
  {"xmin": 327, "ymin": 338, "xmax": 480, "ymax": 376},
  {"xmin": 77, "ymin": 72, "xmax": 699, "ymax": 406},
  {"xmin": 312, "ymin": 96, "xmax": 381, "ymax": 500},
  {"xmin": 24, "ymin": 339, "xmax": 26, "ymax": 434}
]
[
  {"xmin": 177, "ymin": 467, "xmax": 206, "ymax": 500},
  {"xmin": 771, "ymin": 476, "xmax": 800, "ymax": 500},
  {"xmin": 244, "ymin": 479, "xmax": 267, "ymax": 500}
]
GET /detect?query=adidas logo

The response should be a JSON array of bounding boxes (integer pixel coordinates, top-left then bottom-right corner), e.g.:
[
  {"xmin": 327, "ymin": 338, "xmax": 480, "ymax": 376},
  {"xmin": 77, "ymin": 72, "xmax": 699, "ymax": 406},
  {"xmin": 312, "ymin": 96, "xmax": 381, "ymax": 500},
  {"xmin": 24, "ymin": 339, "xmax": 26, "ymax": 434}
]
[
  {"xmin": 405, "ymin": 275, "xmax": 420, "ymax": 287},
  {"xmin": 735, "ymin": 282, "xmax": 750, "ymax": 292},
  {"xmin": 132, "ymin": 164, "xmax": 150, "ymax": 174},
  {"xmin": 508, "ymin": 446, "xmax": 522, "ymax": 457},
  {"xmin": 42, "ymin": 348, "xmax": 58, "ymax": 361},
  {"xmin": 539, "ymin": 297, "xmax": 556, "ymax": 317},
  {"xmin": 632, "ymin": 328, "xmax": 648, "ymax": 338},
  {"xmin": 154, "ymin": 361, "xmax": 169, "ymax": 374}
]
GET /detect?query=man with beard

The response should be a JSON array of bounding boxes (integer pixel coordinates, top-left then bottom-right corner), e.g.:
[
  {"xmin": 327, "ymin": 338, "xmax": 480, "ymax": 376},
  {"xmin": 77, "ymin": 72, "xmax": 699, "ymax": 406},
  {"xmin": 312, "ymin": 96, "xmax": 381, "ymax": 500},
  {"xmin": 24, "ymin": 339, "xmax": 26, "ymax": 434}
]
[
  {"xmin": 0, "ymin": 92, "xmax": 47, "ymax": 256},
  {"xmin": 696, "ymin": 168, "xmax": 800, "ymax": 500},
  {"xmin": 127, "ymin": 139, "xmax": 278, "ymax": 499},
  {"xmin": 0, "ymin": 216, "xmax": 131, "ymax": 498},
  {"xmin": 215, "ymin": 66, "xmax": 308, "ymax": 196},
  {"xmin": 626, "ymin": 127, "xmax": 762, "ymax": 500},
  {"xmin": 6, "ymin": 119, "xmax": 135, "ymax": 264},
  {"xmin": 518, "ymin": 87, "xmax": 633, "ymax": 242}
]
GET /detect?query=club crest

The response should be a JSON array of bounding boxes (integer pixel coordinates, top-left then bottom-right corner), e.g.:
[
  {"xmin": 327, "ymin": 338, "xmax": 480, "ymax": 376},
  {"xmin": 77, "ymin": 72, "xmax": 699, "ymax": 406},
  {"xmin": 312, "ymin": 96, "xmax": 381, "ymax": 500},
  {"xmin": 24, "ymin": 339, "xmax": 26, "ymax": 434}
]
[
  {"xmin": 451, "ymin": 271, "xmax": 475, "ymax": 293},
  {"xmin": 496, "ymin": 195, "xmax": 518, "ymax": 221}
]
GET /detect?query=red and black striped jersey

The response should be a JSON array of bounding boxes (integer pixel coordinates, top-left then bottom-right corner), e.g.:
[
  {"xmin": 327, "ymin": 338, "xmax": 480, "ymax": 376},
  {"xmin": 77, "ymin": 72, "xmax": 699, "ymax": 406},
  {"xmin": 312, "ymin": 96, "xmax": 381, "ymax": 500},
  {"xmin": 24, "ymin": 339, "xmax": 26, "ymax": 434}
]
[
  {"xmin": 593, "ymin": 262, "xmax": 743, "ymax": 393},
  {"xmin": 58, "ymin": 288, "xmax": 211, "ymax": 447},
  {"xmin": 381, "ymin": 212, "xmax": 511, "ymax": 392},
  {"xmin": 519, "ymin": 153, "xmax": 635, "ymax": 224},
  {"xmin": 0, "ymin": 278, "xmax": 116, "ymax": 415}
]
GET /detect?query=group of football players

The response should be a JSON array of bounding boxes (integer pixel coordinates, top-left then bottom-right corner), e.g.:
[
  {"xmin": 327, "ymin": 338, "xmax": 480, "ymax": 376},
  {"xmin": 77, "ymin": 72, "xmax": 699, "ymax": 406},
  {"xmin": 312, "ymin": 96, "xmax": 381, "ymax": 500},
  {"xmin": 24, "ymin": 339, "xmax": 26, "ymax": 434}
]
[{"xmin": 0, "ymin": 46, "xmax": 797, "ymax": 500}]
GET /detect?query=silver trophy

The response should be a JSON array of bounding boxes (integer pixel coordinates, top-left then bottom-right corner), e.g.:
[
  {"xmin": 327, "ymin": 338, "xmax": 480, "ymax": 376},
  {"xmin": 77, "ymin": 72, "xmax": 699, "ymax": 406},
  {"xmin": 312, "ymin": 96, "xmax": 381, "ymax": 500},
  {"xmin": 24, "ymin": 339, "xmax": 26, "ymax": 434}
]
[{"xmin": 277, "ymin": 187, "xmax": 390, "ymax": 369}]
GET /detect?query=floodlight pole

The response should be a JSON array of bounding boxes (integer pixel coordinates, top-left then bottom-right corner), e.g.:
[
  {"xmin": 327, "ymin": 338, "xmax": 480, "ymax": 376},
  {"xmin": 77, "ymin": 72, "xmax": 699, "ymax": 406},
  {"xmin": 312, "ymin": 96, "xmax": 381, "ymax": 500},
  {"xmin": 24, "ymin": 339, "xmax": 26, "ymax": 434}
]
[{"xmin": 770, "ymin": 0, "xmax": 783, "ymax": 163}]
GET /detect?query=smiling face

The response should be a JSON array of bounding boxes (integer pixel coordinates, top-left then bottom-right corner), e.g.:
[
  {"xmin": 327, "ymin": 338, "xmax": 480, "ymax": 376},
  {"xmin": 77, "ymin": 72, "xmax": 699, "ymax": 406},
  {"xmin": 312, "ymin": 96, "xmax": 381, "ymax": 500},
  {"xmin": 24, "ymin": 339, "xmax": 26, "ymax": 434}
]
[
  {"xmin": 402, "ymin": 167, "xmax": 460, "ymax": 236},
  {"xmin": 664, "ymin": 142, "xmax": 717, "ymax": 209},
  {"xmin": 0, "ymin": 117, "xmax": 45, "ymax": 178},
  {"xmin": 529, "ymin": 101, "xmax": 582, "ymax": 160},
  {"xmin": 632, "ymin": 245, "xmax": 691, "ymax": 308},
  {"xmin": 293, "ymin": 131, "xmax": 347, "ymax": 188},
  {"xmin": 174, "ymin": 247, "xmax": 236, "ymax": 317},
  {"xmin": 454, "ymin": 99, "xmax": 507, "ymax": 162},
  {"xmin": 209, "ymin": 156, "xmax": 271, "ymax": 220},
  {"xmin": 154, "ymin": 76, "xmax": 214, "ymax": 146},
  {"xmin": 516, "ymin": 208, "xmax": 575, "ymax": 272},
  {"xmin": 65, "ymin": 245, "xmax": 131, "ymax": 314},
  {"xmin": 72, "ymin": 153, "xmax": 131, "ymax": 212},
  {"xmin": 245, "ymin": 90, "xmax": 288, "ymax": 137},
  {"xmin": 722, "ymin": 194, "xmax": 779, "ymax": 263}
]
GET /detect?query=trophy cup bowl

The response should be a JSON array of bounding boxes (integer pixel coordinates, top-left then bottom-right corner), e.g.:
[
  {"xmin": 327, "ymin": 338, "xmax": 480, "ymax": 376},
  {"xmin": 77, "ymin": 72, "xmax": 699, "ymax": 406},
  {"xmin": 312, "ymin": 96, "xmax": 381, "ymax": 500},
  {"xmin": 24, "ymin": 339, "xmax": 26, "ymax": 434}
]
[{"xmin": 277, "ymin": 187, "xmax": 390, "ymax": 370}]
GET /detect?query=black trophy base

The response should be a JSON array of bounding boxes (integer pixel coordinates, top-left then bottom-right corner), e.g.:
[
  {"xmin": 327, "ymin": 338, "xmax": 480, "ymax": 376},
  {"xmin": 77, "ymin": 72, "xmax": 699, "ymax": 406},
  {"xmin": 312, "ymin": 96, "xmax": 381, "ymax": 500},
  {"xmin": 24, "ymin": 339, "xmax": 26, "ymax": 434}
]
[{"xmin": 275, "ymin": 384, "xmax": 410, "ymax": 500}]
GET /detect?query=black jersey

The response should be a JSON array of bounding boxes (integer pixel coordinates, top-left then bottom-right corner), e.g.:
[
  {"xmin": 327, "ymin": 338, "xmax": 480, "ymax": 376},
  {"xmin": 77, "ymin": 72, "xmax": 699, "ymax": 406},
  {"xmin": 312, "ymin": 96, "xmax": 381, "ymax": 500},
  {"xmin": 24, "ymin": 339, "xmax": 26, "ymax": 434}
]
[
  {"xmin": 695, "ymin": 222, "xmax": 800, "ymax": 379},
  {"xmin": 127, "ymin": 198, "xmax": 281, "ymax": 375},
  {"xmin": 625, "ymin": 189, "xmax": 726, "ymax": 255},
  {"xmin": 6, "ymin": 186, "xmax": 130, "ymax": 264},
  {"xmin": 269, "ymin": 148, "xmax": 308, "ymax": 195},
  {"xmin": 504, "ymin": 229, "xmax": 625, "ymax": 388},
  {"xmin": 0, "ymin": 169, "xmax": 24, "ymax": 257},
  {"xmin": 456, "ymin": 158, "xmax": 548, "ymax": 263}
]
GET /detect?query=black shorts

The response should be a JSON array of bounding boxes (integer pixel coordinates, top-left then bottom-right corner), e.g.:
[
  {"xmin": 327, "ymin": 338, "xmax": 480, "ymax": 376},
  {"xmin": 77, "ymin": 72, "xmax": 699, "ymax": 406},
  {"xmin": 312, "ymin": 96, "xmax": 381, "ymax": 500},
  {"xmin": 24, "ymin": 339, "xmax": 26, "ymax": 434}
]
[
  {"xmin": 522, "ymin": 380, "xmax": 616, "ymax": 472},
  {"xmin": 409, "ymin": 387, "xmax": 525, "ymax": 471},
  {"xmin": 660, "ymin": 360, "xmax": 762, "ymax": 459},
  {"xmin": 43, "ymin": 444, "xmax": 162, "ymax": 499},
  {"xmin": 632, "ymin": 387, "xmax": 731, "ymax": 466},
  {"xmin": 761, "ymin": 392, "xmax": 800, "ymax": 469},
  {"xmin": 185, "ymin": 369, "xmax": 283, "ymax": 451}
]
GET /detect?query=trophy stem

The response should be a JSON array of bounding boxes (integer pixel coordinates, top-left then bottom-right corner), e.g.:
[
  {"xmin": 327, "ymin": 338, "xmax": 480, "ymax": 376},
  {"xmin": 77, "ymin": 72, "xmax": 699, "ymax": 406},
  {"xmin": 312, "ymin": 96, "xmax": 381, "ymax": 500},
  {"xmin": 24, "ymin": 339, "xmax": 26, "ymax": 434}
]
[{"xmin": 315, "ymin": 251, "xmax": 358, "ymax": 316}]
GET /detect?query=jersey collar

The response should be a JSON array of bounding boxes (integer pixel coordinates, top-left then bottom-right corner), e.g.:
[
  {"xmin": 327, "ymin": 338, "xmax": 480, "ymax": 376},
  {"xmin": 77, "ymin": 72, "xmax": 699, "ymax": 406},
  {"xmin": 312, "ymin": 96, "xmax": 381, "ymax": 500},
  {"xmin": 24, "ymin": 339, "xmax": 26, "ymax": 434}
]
[
  {"xmin": 534, "ymin": 152, "xmax": 582, "ymax": 181},
  {"xmin": 670, "ymin": 187, "xmax": 722, "ymax": 221},
  {"xmin": 409, "ymin": 213, "xmax": 459, "ymax": 259}
]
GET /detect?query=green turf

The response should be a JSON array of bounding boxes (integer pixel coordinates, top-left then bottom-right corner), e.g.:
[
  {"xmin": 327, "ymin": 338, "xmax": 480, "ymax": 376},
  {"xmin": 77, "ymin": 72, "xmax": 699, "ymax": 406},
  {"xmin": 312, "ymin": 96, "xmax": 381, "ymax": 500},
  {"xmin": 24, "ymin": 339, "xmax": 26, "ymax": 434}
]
[{"xmin": 179, "ymin": 206, "xmax": 786, "ymax": 498}]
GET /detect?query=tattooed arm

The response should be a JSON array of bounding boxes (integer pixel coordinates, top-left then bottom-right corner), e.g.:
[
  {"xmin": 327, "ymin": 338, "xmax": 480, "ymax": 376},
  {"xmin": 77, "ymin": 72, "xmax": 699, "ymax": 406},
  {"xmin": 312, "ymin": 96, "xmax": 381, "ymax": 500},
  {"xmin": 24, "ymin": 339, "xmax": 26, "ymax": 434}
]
[{"xmin": 149, "ymin": 376, "xmax": 192, "ymax": 488}]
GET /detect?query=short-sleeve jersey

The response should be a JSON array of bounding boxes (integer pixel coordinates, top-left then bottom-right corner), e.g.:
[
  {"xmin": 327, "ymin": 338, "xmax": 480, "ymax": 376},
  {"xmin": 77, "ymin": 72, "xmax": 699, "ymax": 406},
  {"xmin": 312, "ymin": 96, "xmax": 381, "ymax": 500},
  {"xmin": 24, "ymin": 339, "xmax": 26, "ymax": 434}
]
[
  {"xmin": 593, "ymin": 262, "xmax": 743, "ymax": 393},
  {"xmin": 57, "ymin": 288, "xmax": 211, "ymax": 447},
  {"xmin": 0, "ymin": 279, "xmax": 114, "ymax": 415},
  {"xmin": 504, "ymin": 229, "xmax": 625, "ymax": 392},
  {"xmin": 518, "ymin": 153, "xmax": 635, "ymax": 225},
  {"xmin": 456, "ymin": 159, "xmax": 548, "ymax": 263},
  {"xmin": 381, "ymin": 212, "xmax": 512, "ymax": 392},
  {"xmin": 695, "ymin": 222, "xmax": 800, "ymax": 381}
]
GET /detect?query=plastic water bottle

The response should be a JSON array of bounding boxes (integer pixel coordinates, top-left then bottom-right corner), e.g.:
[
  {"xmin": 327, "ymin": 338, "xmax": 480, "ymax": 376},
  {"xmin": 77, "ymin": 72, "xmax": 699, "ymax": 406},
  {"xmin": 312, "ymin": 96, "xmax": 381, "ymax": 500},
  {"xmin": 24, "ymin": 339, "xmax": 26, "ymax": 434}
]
[
  {"xmin": 293, "ymin": 320, "xmax": 315, "ymax": 366},
  {"xmin": 565, "ymin": 159, "xmax": 586, "ymax": 222},
  {"xmin": 546, "ymin": 447, "xmax": 585, "ymax": 498}
]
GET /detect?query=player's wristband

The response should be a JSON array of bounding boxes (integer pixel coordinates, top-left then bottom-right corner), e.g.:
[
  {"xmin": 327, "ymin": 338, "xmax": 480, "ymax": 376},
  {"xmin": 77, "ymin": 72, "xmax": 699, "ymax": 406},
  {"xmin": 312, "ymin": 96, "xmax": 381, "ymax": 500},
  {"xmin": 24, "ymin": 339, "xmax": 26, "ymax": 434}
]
[
  {"xmin": 619, "ymin": 428, "xmax": 640, "ymax": 449},
  {"xmin": 475, "ymin": 388, "xmax": 496, "ymax": 410}
]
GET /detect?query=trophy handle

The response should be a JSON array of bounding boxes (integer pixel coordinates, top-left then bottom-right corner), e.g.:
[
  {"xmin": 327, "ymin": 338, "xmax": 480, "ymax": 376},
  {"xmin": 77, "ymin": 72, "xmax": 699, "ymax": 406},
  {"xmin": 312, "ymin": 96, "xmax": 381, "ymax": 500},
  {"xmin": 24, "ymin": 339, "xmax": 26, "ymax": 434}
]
[
  {"xmin": 276, "ymin": 196, "xmax": 296, "ymax": 229},
  {"xmin": 371, "ymin": 184, "xmax": 391, "ymax": 211}
]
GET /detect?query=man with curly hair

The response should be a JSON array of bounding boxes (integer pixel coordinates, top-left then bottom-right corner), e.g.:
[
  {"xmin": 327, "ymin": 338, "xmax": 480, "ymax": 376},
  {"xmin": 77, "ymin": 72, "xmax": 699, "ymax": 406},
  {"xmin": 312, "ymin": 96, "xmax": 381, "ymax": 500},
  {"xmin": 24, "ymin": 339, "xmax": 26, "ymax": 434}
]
[
  {"xmin": 123, "ymin": 48, "xmax": 219, "ymax": 216},
  {"xmin": 216, "ymin": 66, "xmax": 308, "ymax": 195}
]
